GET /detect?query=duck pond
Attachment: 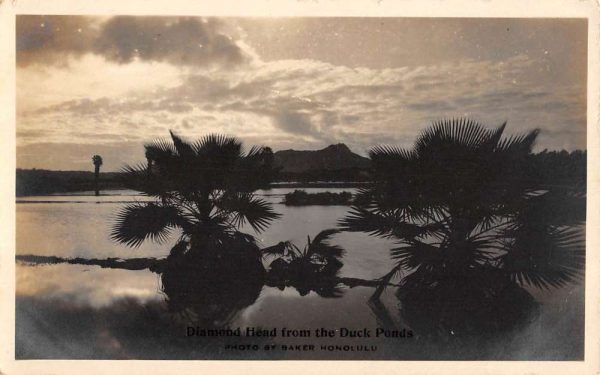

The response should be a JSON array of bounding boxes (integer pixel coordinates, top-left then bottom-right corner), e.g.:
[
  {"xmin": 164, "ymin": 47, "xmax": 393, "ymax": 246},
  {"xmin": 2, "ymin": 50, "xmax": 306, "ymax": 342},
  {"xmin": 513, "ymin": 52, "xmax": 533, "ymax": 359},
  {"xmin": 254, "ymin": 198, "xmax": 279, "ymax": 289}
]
[{"xmin": 16, "ymin": 188, "xmax": 584, "ymax": 360}]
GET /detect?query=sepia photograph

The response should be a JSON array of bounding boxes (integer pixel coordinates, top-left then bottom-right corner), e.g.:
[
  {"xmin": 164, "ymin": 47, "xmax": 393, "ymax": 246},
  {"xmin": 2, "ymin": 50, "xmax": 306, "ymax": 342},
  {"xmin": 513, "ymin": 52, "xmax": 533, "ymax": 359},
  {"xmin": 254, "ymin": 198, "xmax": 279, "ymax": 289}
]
[{"xmin": 2, "ymin": 1, "xmax": 599, "ymax": 372}]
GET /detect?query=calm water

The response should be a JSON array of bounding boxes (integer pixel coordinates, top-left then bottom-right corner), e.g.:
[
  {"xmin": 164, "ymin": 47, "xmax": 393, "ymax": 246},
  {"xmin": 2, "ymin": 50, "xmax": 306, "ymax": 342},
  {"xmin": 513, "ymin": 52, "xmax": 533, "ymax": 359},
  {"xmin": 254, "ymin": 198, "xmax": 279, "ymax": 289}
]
[{"xmin": 16, "ymin": 189, "xmax": 584, "ymax": 359}]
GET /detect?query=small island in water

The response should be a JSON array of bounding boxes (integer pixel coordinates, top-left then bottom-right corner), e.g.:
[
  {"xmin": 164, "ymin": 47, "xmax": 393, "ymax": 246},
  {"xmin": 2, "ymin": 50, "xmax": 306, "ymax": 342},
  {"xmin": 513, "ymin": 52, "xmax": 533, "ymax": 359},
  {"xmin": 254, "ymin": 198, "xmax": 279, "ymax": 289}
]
[{"xmin": 283, "ymin": 190, "xmax": 354, "ymax": 206}]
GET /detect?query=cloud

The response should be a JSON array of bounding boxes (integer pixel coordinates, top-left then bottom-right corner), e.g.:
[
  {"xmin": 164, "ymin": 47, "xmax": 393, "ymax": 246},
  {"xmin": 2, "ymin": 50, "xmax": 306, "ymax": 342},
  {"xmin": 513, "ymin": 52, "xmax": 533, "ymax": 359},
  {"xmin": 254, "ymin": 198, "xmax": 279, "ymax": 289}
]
[
  {"xmin": 16, "ymin": 16, "xmax": 99, "ymax": 67},
  {"xmin": 18, "ymin": 54, "xmax": 586, "ymax": 170},
  {"xmin": 17, "ymin": 16, "xmax": 249, "ymax": 67},
  {"xmin": 94, "ymin": 17, "xmax": 248, "ymax": 66},
  {"xmin": 272, "ymin": 110, "xmax": 314, "ymax": 136}
]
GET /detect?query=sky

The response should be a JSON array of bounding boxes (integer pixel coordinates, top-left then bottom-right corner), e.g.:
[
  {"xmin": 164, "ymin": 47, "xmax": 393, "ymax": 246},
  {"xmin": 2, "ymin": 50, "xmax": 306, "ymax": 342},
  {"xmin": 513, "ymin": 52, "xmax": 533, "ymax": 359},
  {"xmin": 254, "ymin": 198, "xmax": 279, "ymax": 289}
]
[{"xmin": 16, "ymin": 16, "xmax": 587, "ymax": 171}]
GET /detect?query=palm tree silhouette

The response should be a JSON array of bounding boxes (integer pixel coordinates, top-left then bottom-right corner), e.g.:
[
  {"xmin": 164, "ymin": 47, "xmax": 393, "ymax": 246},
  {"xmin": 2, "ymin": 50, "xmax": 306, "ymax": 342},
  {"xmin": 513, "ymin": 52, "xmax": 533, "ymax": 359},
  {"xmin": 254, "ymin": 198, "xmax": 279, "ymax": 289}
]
[
  {"xmin": 111, "ymin": 131, "xmax": 281, "ymax": 291},
  {"xmin": 339, "ymin": 119, "xmax": 585, "ymax": 308},
  {"xmin": 92, "ymin": 155, "xmax": 103, "ymax": 196}
]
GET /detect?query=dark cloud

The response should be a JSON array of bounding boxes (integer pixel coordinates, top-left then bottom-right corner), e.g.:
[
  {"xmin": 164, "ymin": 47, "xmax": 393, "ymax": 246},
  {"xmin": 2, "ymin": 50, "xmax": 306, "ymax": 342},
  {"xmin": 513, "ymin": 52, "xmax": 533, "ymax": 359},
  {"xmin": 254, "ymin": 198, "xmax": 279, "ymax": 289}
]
[
  {"xmin": 16, "ymin": 16, "xmax": 98, "ymax": 66},
  {"xmin": 272, "ymin": 111, "xmax": 314, "ymax": 136},
  {"xmin": 16, "ymin": 16, "xmax": 248, "ymax": 67},
  {"xmin": 94, "ymin": 17, "xmax": 247, "ymax": 66}
]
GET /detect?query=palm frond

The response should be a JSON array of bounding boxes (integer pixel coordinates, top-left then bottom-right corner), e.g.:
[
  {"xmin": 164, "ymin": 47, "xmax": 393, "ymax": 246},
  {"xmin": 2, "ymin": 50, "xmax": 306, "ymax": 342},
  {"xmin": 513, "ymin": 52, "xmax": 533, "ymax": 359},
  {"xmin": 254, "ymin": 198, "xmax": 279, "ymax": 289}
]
[
  {"xmin": 111, "ymin": 202, "xmax": 182, "ymax": 247},
  {"xmin": 516, "ymin": 190, "xmax": 586, "ymax": 227},
  {"xmin": 390, "ymin": 241, "xmax": 443, "ymax": 270},
  {"xmin": 119, "ymin": 162, "xmax": 170, "ymax": 196},
  {"xmin": 415, "ymin": 118, "xmax": 494, "ymax": 153},
  {"xmin": 217, "ymin": 193, "xmax": 281, "ymax": 232},
  {"xmin": 501, "ymin": 226, "xmax": 585, "ymax": 290},
  {"xmin": 339, "ymin": 206, "xmax": 400, "ymax": 237},
  {"xmin": 169, "ymin": 130, "xmax": 196, "ymax": 158},
  {"xmin": 369, "ymin": 145, "xmax": 415, "ymax": 162},
  {"xmin": 261, "ymin": 241, "xmax": 292, "ymax": 257},
  {"xmin": 231, "ymin": 145, "xmax": 277, "ymax": 191},
  {"xmin": 339, "ymin": 206, "xmax": 435, "ymax": 240},
  {"xmin": 495, "ymin": 128, "xmax": 540, "ymax": 153},
  {"xmin": 144, "ymin": 138, "xmax": 176, "ymax": 162},
  {"xmin": 311, "ymin": 229, "xmax": 340, "ymax": 246},
  {"xmin": 352, "ymin": 187, "xmax": 374, "ymax": 206},
  {"xmin": 370, "ymin": 263, "xmax": 404, "ymax": 301},
  {"xmin": 479, "ymin": 122, "xmax": 507, "ymax": 150},
  {"xmin": 308, "ymin": 229, "xmax": 344, "ymax": 259},
  {"xmin": 192, "ymin": 134, "xmax": 242, "ymax": 161},
  {"xmin": 245, "ymin": 145, "xmax": 267, "ymax": 159}
]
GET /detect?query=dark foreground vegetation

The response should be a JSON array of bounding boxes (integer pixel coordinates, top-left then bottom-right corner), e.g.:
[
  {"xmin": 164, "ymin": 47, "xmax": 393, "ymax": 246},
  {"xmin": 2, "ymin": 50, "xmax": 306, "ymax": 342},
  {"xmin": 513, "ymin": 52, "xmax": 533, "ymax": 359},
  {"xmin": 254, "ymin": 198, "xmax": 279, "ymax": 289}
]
[
  {"xmin": 340, "ymin": 119, "xmax": 585, "ymax": 337},
  {"xmin": 283, "ymin": 190, "xmax": 354, "ymax": 206}
]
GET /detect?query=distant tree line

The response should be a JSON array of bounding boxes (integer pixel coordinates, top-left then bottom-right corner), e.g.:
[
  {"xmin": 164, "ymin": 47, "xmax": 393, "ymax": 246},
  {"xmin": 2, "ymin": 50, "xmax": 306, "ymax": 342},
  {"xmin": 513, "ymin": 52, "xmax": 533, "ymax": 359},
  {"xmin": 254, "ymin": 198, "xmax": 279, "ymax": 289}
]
[
  {"xmin": 15, "ymin": 149, "xmax": 586, "ymax": 196},
  {"xmin": 530, "ymin": 149, "xmax": 586, "ymax": 188},
  {"xmin": 16, "ymin": 169, "xmax": 122, "ymax": 196}
]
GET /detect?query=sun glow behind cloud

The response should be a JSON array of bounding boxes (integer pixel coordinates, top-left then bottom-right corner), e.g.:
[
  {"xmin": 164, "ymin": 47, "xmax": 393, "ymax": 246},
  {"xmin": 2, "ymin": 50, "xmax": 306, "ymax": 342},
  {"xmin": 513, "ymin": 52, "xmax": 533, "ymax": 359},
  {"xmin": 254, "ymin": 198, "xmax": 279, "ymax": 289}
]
[{"xmin": 16, "ymin": 16, "xmax": 586, "ymax": 171}]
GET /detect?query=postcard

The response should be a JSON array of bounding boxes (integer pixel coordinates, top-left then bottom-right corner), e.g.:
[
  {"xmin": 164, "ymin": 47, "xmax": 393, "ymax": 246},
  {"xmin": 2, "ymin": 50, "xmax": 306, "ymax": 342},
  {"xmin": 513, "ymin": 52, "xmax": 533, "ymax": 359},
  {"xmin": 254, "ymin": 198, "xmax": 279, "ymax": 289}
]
[{"xmin": 1, "ymin": 0, "xmax": 599, "ymax": 374}]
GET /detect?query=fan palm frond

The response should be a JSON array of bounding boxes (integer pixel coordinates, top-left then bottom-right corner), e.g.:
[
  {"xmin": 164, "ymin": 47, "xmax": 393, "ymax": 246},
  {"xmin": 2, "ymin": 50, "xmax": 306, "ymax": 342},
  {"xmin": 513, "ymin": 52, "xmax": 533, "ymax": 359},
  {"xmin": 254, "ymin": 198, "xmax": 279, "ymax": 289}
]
[
  {"xmin": 193, "ymin": 134, "xmax": 242, "ymax": 163},
  {"xmin": 496, "ymin": 129, "xmax": 540, "ymax": 153},
  {"xmin": 390, "ymin": 241, "xmax": 444, "ymax": 270},
  {"xmin": 501, "ymin": 226, "xmax": 585, "ymax": 290},
  {"xmin": 339, "ymin": 206, "xmax": 402, "ymax": 237},
  {"xmin": 169, "ymin": 130, "xmax": 196, "ymax": 158},
  {"xmin": 339, "ymin": 206, "xmax": 437, "ymax": 240},
  {"xmin": 217, "ymin": 192, "xmax": 281, "ymax": 232},
  {"xmin": 261, "ymin": 241, "xmax": 293, "ymax": 257},
  {"xmin": 230, "ymin": 145, "xmax": 277, "ymax": 191},
  {"xmin": 145, "ymin": 138, "xmax": 176, "ymax": 162},
  {"xmin": 120, "ymin": 162, "xmax": 170, "ymax": 197},
  {"xmin": 369, "ymin": 145, "xmax": 415, "ymax": 163},
  {"xmin": 370, "ymin": 263, "xmax": 404, "ymax": 301},
  {"xmin": 516, "ymin": 190, "xmax": 586, "ymax": 227},
  {"xmin": 310, "ymin": 229, "xmax": 340, "ymax": 246},
  {"xmin": 413, "ymin": 119, "xmax": 510, "ymax": 161},
  {"xmin": 308, "ymin": 229, "xmax": 344, "ymax": 259},
  {"xmin": 111, "ymin": 202, "xmax": 183, "ymax": 247}
]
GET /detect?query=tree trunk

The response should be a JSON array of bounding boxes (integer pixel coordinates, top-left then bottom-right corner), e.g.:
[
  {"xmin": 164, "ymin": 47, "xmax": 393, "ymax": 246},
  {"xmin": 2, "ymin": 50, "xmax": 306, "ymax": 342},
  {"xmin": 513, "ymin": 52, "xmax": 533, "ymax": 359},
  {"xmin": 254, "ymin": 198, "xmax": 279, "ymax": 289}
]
[{"xmin": 94, "ymin": 165, "xmax": 100, "ymax": 196}]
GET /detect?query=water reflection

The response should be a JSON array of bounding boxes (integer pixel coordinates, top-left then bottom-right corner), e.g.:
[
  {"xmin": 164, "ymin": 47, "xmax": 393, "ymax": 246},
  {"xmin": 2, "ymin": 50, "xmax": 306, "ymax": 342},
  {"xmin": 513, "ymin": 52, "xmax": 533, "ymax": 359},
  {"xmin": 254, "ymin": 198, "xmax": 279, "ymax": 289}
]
[
  {"xmin": 396, "ymin": 270, "xmax": 540, "ymax": 340},
  {"xmin": 16, "ymin": 189, "xmax": 585, "ymax": 360},
  {"xmin": 263, "ymin": 229, "xmax": 346, "ymax": 298},
  {"xmin": 160, "ymin": 245, "xmax": 266, "ymax": 326},
  {"xmin": 16, "ymin": 261, "xmax": 584, "ymax": 360}
]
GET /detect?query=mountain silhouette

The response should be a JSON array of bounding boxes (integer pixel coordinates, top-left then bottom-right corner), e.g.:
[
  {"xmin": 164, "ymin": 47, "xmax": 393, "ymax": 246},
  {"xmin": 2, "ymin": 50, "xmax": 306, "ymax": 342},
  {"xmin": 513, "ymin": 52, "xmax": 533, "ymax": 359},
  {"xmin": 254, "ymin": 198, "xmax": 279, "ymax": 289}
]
[{"xmin": 273, "ymin": 144, "xmax": 370, "ymax": 173}]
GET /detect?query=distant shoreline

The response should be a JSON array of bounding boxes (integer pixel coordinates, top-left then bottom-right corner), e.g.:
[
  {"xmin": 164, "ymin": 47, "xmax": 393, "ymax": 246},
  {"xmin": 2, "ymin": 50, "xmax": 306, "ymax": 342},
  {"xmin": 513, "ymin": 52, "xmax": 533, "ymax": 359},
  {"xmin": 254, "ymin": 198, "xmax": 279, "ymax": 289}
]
[
  {"xmin": 15, "ymin": 148, "xmax": 586, "ymax": 196},
  {"xmin": 16, "ymin": 168, "xmax": 373, "ymax": 197},
  {"xmin": 15, "ymin": 180, "xmax": 370, "ymax": 197}
]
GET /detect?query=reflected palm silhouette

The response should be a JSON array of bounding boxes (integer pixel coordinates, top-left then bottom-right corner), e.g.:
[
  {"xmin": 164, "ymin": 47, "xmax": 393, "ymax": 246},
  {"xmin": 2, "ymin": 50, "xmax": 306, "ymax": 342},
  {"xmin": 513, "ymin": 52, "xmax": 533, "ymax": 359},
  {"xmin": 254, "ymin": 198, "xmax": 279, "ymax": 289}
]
[
  {"xmin": 160, "ymin": 239, "xmax": 265, "ymax": 325},
  {"xmin": 263, "ymin": 229, "xmax": 346, "ymax": 298},
  {"xmin": 160, "ymin": 229, "xmax": 348, "ymax": 323},
  {"xmin": 92, "ymin": 154, "xmax": 103, "ymax": 196}
]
